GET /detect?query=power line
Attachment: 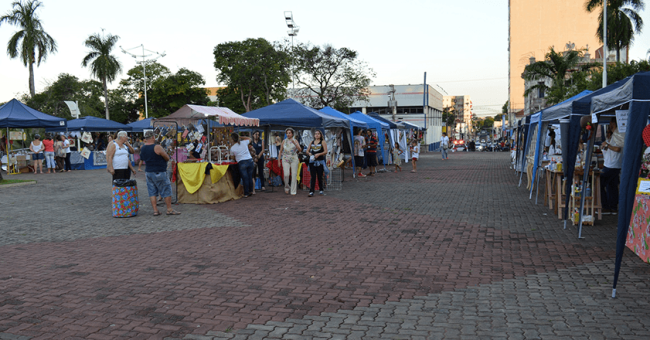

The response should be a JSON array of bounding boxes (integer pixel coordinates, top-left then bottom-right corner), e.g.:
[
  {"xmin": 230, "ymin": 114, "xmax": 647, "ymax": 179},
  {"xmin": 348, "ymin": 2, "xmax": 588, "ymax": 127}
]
[{"xmin": 436, "ymin": 77, "xmax": 507, "ymax": 84}]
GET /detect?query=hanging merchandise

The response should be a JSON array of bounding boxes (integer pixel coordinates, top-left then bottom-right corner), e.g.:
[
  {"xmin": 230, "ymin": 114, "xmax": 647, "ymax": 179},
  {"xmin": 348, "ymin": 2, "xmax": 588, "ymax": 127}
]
[
  {"xmin": 80, "ymin": 147, "xmax": 92, "ymax": 159},
  {"xmin": 81, "ymin": 132, "xmax": 93, "ymax": 144}
]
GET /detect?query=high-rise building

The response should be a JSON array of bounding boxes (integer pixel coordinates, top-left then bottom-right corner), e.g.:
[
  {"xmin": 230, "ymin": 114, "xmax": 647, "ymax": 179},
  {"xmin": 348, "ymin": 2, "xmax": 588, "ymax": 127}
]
[
  {"xmin": 443, "ymin": 95, "xmax": 472, "ymax": 139},
  {"xmin": 508, "ymin": 0, "xmax": 601, "ymax": 117}
]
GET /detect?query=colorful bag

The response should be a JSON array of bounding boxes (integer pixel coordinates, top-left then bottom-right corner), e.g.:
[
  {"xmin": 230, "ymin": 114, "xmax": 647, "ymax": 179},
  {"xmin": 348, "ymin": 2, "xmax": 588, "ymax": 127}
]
[{"xmin": 112, "ymin": 181, "xmax": 139, "ymax": 218}]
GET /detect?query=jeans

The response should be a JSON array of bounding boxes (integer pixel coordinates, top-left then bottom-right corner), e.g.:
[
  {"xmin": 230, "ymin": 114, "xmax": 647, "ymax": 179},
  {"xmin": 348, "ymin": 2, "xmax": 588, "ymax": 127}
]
[
  {"xmin": 441, "ymin": 148, "xmax": 448, "ymax": 159},
  {"xmin": 44, "ymin": 151, "xmax": 55, "ymax": 169},
  {"xmin": 146, "ymin": 171, "xmax": 172, "ymax": 198},
  {"xmin": 255, "ymin": 156, "xmax": 265, "ymax": 187},
  {"xmin": 282, "ymin": 156, "xmax": 299, "ymax": 195},
  {"xmin": 64, "ymin": 153, "xmax": 72, "ymax": 171},
  {"xmin": 309, "ymin": 163, "xmax": 324, "ymax": 193},
  {"xmin": 237, "ymin": 159, "xmax": 255, "ymax": 196},
  {"xmin": 600, "ymin": 167, "xmax": 621, "ymax": 210}
]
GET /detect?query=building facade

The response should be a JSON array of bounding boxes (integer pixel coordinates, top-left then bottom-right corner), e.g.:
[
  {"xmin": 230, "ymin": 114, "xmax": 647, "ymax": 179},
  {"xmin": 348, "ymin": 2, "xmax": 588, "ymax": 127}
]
[
  {"xmin": 509, "ymin": 0, "xmax": 601, "ymax": 123},
  {"xmin": 442, "ymin": 95, "xmax": 473, "ymax": 140},
  {"xmin": 349, "ymin": 84, "xmax": 443, "ymax": 145}
]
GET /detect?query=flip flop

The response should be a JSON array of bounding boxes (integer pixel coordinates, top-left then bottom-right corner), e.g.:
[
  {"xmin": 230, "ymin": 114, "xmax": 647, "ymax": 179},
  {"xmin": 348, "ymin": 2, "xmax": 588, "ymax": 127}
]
[
  {"xmin": 166, "ymin": 210, "xmax": 181, "ymax": 215},
  {"xmin": 153, "ymin": 211, "xmax": 161, "ymax": 216}
]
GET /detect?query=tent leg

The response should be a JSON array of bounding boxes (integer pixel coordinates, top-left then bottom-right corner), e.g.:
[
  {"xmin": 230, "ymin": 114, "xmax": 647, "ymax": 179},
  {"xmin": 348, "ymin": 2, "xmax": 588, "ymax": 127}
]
[
  {"xmin": 577, "ymin": 134, "xmax": 596, "ymax": 239},
  {"xmin": 563, "ymin": 219, "xmax": 567, "ymax": 230},
  {"xmin": 612, "ymin": 288, "xmax": 616, "ymax": 298},
  {"xmin": 535, "ymin": 169, "xmax": 541, "ymax": 204}
]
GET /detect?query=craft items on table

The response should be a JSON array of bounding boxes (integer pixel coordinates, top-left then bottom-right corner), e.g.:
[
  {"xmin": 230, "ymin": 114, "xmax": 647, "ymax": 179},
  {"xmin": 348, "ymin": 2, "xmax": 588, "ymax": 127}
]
[{"xmin": 627, "ymin": 125, "xmax": 650, "ymax": 263}]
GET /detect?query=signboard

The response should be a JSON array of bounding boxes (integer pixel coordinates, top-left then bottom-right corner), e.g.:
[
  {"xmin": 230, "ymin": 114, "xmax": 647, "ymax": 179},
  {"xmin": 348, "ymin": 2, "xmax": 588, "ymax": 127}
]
[
  {"xmin": 616, "ymin": 110, "xmax": 628, "ymax": 133},
  {"xmin": 9, "ymin": 131, "xmax": 24, "ymax": 140}
]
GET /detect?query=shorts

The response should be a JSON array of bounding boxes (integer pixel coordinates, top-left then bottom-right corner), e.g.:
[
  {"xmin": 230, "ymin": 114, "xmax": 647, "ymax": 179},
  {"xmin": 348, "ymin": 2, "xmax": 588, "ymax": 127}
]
[
  {"xmin": 146, "ymin": 171, "xmax": 172, "ymax": 198},
  {"xmin": 32, "ymin": 153, "xmax": 44, "ymax": 160},
  {"xmin": 412, "ymin": 157, "xmax": 418, "ymax": 161},
  {"xmin": 365, "ymin": 153, "xmax": 378, "ymax": 167},
  {"xmin": 354, "ymin": 156, "xmax": 364, "ymax": 169}
]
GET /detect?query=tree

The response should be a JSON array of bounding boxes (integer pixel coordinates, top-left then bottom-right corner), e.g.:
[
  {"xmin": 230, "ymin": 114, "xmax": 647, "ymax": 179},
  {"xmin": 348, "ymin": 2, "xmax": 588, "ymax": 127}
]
[
  {"xmin": 442, "ymin": 107, "xmax": 456, "ymax": 128},
  {"xmin": 214, "ymin": 86, "xmax": 247, "ymax": 114},
  {"xmin": 23, "ymin": 73, "xmax": 105, "ymax": 119},
  {"xmin": 0, "ymin": 0, "xmax": 57, "ymax": 97},
  {"xmin": 523, "ymin": 47, "xmax": 597, "ymax": 105},
  {"xmin": 586, "ymin": 0, "xmax": 644, "ymax": 62},
  {"xmin": 119, "ymin": 61, "xmax": 171, "ymax": 117},
  {"xmin": 213, "ymin": 38, "xmax": 290, "ymax": 112},
  {"xmin": 81, "ymin": 32, "xmax": 122, "ymax": 120},
  {"xmin": 293, "ymin": 43, "xmax": 375, "ymax": 110}
]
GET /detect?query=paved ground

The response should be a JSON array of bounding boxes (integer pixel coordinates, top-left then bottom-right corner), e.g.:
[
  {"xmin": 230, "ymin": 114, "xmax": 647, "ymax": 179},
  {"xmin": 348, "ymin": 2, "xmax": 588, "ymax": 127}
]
[{"xmin": 0, "ymin": 152, "xmax": 649, "ymax": 340}]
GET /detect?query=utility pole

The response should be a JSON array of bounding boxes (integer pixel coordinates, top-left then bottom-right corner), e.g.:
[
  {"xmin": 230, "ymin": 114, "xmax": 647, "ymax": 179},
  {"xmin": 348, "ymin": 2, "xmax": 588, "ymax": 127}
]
[
  {"xmin": 603, "ymin": 1, "xmax": 608, "ymax": 88},
  {"xmin": 120, "ymin": 44, "xmax": 166, "ymax": 119}
]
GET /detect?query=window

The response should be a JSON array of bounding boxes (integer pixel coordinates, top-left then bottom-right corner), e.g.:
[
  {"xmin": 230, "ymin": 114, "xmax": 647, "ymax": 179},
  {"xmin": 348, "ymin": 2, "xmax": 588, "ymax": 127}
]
[{"xmin": 538, "ymin": 82, "xmax": 545, "ymax": 98}]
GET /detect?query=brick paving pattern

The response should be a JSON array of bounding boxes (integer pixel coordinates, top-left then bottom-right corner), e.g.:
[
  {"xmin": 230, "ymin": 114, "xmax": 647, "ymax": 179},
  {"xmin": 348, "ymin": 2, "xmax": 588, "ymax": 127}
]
[{"xmin": 0, "ymin": 152, "xmax": 648, "ymax": 339}]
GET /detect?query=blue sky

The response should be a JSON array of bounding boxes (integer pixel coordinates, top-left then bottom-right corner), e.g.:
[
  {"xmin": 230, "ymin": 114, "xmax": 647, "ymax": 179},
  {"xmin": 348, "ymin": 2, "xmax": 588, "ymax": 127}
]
[{"xmin": 0, "ymin": 0, "xmax": 648, "ymax": 117}]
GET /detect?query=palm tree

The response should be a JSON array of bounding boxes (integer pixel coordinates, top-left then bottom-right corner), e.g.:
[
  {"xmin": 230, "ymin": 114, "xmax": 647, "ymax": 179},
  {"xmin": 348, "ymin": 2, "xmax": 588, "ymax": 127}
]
[
  {"xmin": 586, "ymin": 0, "xmax": 644, "ymax": 62},
  {"xmin": 523, "ymin": 47, "xmax": 594, "ymax": 105},
  {"xmin": 81, "ymin": 32, "xmax": 122, "ymax": 120},
  {"xmin": 0, "ymin": 0, "xmax": 57, "ymax": 97}
]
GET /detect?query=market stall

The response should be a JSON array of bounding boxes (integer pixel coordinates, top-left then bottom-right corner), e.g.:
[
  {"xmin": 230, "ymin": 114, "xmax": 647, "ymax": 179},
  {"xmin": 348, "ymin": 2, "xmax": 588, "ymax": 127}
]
[
  {"xmin": 349, "ymin": 112, "xmax": 390, "ymax": 165},
  {"xmin": 159, "ymin": 104, "xmax": 260, "ymax": 204},
  {"xmin": 0, "ymin": 99, "xmax": 67, "ymax": 175},
  {"xmin": 318, "ymin": 107, "xmax": 368, "ymax": 176}
]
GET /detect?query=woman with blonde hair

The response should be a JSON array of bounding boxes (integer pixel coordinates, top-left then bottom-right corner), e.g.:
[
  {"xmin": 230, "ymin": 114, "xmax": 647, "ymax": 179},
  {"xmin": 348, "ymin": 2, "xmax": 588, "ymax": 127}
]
[{"xmin": 278, "ymin": 127, "xmax": 302, "ymax": 195}]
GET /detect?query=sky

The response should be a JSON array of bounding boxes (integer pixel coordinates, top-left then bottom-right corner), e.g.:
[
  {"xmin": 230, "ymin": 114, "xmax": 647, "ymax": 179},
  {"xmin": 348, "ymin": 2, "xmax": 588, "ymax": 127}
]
[{"xmin": 0, "ymin": 0, "xmax": 648, "ymax": 117}]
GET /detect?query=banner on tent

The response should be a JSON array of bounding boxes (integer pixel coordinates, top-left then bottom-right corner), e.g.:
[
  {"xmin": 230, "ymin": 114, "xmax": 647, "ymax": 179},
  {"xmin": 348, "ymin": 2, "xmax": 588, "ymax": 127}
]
[{"xmin": 616, "ymin": 110, "xmax": 628, "ymax": 133}]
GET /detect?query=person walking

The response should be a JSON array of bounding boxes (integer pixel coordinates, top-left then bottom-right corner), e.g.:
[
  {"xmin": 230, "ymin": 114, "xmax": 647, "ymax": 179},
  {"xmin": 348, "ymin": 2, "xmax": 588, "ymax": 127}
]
[
  {"xmin": 410, "ymin": 140, "xmax": 420, "ymax": 173},
  {"xmin": 441, "ymin": 132, "xmax": 450, "ymax": 160},
  {"xmin": 278, "ymin": 127, "xmax": 301, "ymax": 195},
  {"xmin": 354, "ymin": 128, "xmax": 366, "ymax": 178},
  {"xmin": 230, "ymin": 133, "xmax": 255, "ymax": 198},
  {"xmin": 251, "ymin": 130, "xmax": 266, "ymax": 191},
  {"xmin": 106, "ymin": 131, "xmax": 136, "ymax": 181},
  {"xmin": 42, "ymin": 134, "xmax": 55, "ymax": 173},
  {"xmin": 29, "ymin": 134, "xmax": 45, "ymax": 174},
  {"xmin": 140, "ymin": 131, "xmax": 180, "ymax": 216},
  {"xmin": 600, "ymin": 119, "xmax": 625, "ymax": 214},
  {"xmin": 306, "ymin": 130, "xmax": 328, "ymax": 197},
  {"xmin": 365, "ymin": 129, "xmax": 378, "ymax": 176},
  {"xmin": 392, "ymin": 142, "xmax": 403, "ymax": 172}
]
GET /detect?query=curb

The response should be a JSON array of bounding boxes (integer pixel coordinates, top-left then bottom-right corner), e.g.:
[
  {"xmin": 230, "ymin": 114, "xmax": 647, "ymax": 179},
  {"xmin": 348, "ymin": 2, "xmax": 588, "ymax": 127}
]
[{"xmin": 0, "ymin": 181, "xmax": 37, "ymax": 188}]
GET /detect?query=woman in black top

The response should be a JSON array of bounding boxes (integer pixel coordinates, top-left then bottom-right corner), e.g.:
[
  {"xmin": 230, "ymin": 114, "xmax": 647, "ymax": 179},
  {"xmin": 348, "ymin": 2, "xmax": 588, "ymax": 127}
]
[
  {"xmin": 306, "ymin": 130, "xmax": 328, "ymax": 197},
  {"xmin": 251, "ymin": 130, "xmax": 265, "ymax": 191}
]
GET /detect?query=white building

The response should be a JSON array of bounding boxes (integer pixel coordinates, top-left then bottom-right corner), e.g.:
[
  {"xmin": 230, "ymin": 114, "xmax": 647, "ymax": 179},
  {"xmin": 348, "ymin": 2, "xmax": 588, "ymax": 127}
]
[{"xmin": 348, "ymin": 84, "xmax": 443, "ymax": 145}]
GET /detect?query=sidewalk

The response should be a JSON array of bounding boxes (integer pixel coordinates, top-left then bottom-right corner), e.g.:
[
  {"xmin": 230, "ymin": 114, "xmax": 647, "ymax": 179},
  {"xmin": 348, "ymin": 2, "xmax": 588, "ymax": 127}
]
[{"xmin": 0, "ymin": 152, "xmax": 648, "ymax": 339}]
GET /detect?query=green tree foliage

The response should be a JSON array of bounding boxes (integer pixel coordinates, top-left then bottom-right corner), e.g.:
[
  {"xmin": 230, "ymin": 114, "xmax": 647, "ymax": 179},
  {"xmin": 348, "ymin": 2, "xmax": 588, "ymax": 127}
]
[
  {"xmin": 81, "ymin": 32, "xmax": 122, "ymax": 120},
  {"xmin": 0, "ymin": 0, "xmax": 57, "ymax": 97},
  {"xmin": 293, "ymin": 43, "xmax": 375, "ymax": 111},
  {"xmin": 442, "ymin": 107, "xmax": 456, "ymax": 128},
  {"xmin": 585, "ymin": 0, "xmax": 644, "ymax": 62},
  {"xmin": 23, "ymin": 73, "xmax": 104, "ymax": 119},
  {"xmin": 119, "ymin": 63, "xmax": 208, "ymax": 118},
  {"xmin": 214, "ymin": 86, "xmax": 247, "ymax": 114},
  {"xmin": 583, "ymin": 59, "xmax": 650, "ymax": 89},
  {"xmin": 523, "ymin": 47, "xmax": 598, "ymax": 105},
  {"xmin": 502, "ymin": 101, "xmax": 509, "ymax": 114},
  {"xmin": 213, "ymin": 38, "xmax": 290, "ymax": 112}
]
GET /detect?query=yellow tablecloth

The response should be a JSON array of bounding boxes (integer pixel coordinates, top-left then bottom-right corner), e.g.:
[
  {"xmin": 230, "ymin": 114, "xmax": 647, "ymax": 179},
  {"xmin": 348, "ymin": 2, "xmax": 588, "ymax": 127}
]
[{"xmin": 177, "ymin": 163, "xmax": 243, "ymax": 204}]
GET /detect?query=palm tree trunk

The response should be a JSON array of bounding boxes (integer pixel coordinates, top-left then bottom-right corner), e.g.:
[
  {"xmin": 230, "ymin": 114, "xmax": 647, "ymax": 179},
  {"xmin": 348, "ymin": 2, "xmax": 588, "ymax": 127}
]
[
  {"xmin": 102, "ymin": 77, "xmax": 110, "ymax": 120},
  {"xmin": 28, "ymin": 61, "xmax": 36, "ymax": 97}
]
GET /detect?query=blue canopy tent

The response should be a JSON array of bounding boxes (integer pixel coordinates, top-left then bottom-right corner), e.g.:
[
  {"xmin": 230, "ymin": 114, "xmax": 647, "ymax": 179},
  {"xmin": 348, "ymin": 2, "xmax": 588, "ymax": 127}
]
[
  {"xmin": 242, "ymin": 98, "xmax": 348, "ymax": 129},
  {"xmin": 319, "ymin": 107, "xmax": 368, "ymax": 176},
  {"xmin": 527, "ymin": 91, "xmax": 593, "ymax": 200},
  {"xmin": 126, "ymin": 118, "xmax": 153, "ymax": 132},
  {"xmin": 349, "ymin": 112, "xmax": 390, "ymax": 166},
  {"xmin": 401, "ymin": 121, "xmax": 421, "ymax": 130},
  {"xmin": 367, "ymin": 112, "xmax": 405, "ymax": 163},
  {"xmin": 0, "ymin": 99, "xmax": 67, "ymax": 129},
  {"xmin": 517, "ymin": 115, "xmax": 532, "ymax": 186},
  {"xmin": 585, "ymin": 71, "xmax": 650, "ymax": 298},
  {"xmin": 47, "ymin": 116, "xmax": 132, "ymax": 132}
]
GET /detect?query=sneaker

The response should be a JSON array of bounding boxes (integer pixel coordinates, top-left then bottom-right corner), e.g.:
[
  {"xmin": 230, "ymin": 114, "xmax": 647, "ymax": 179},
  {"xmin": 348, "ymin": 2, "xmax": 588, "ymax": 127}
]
[
  {"xmin": 602, "ymin": 209, "xmax": 611, "ymax": 215},
  {"xmin": 308, "ymin": 192, "xmax": 314, "ymax": 197},
  {"xmin": 319, "ymin": 191, "xmax": 324, "ymax": 196},
  {"xmin": 358, "ymin": 173, "xmax": 367, "ymax": 178}
]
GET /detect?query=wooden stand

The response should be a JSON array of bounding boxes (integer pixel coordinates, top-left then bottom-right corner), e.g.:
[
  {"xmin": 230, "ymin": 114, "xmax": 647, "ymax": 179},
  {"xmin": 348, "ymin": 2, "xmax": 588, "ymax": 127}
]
[{"xmin": 569, "ymin": 168, "xmax": 602, "ymax": 225}]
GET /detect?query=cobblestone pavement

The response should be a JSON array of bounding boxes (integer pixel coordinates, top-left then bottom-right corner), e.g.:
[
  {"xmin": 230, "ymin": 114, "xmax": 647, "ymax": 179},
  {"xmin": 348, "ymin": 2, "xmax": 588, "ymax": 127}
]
[{"xmin": 0, "ymin": 152, "xmax": 648, "ymax": 339}]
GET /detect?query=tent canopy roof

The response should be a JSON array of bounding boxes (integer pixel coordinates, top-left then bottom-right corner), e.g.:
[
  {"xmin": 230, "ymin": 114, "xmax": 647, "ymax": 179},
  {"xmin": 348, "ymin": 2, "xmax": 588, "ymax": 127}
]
[
  {"xmin": 318, "ymin": 107, "xmax": 368, "ymax": 129},
  {"xmin": 47, "ymin": 116, "xmax": 130, "ymax": 132},
  {"xmin": 242, "ymin": 98, "xmax": 348, "ymax": 129},
  {"xmin": 161, "ymin": 105, "xmax": 259, "ymax": 127},
  {"xmin": 0, "ymin": 99, "xmax": 67, "ymax": 128},
  {"xmin": 349, "ymin": 112, "xmax": 390, "ymax": 130},
  {"xmin": 367, "ymin": 112, "xmax": 401, "ymax": 129},
  {"xmin": 591, "ymin": 71, "xmax": 650, "ymax": 114},
  {"xmin": 126, "ymin": 118, "xmax": 153, "ymax": 132}
]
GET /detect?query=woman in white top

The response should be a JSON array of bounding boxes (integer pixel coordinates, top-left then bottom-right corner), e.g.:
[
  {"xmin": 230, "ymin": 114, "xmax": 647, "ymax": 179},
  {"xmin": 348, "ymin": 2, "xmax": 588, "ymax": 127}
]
[
  {"xmin": 29, "ymin": 134, "xmax": 45, "ymax": 174},
  {"xmin": 410, "ymin": 140, "xmax": 420, "ymax": 173},
  {"xmin": 278, "ymin": 127, "xmax": 302, "ymax": 195},
  {"xmin": 230, "ymin": 133, "xmax": 255, "ymax": 197},
  {"xmin": 106, "ymin": 131, "xmax": 136, "ymax": 181}
]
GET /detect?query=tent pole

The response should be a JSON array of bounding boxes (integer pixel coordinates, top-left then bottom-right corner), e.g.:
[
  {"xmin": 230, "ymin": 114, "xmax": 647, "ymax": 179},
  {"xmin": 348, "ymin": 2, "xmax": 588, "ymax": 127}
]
[
  {"xmin": 535, "ymin": 168, "xmax": 541, "ymax": 204},
  {"xmin": 577, "ymin": 133, "xmax": 596, "ymax": 239}
]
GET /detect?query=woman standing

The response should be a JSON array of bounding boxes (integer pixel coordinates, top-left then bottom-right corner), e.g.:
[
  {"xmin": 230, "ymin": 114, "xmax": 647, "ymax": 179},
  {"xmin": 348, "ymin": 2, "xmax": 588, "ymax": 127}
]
[
  {"xmin": 278, "ymin": 127, "xmax": 301, "ymax": 195},
  {"xmin": 251, "ymin": 130, "xmax": 265, "ymax": 191},
  {"xmin": 106, "ymin": 131, "xmax": 136, "ymax": 181},
  {"xmin": 63, "ymin": 135, "xmax": 72, "ymax": 172},
  {"xmin": 306, "ymin": 130, "xmax": 328, "ymax": 197},
  {"xmin": 29, "ymin": 134, "xmax": 45, "ymax": 174},
  {"xmin": 42, "ymin": 134, "xmax": 55, "ymax": 174},
  {"xmin": 230, "ymin": 133, "xmax": 255, "ymax": 197},
  {"xmin": 54, "ymin": 135, "xmax": 66, "ymax": 172}
]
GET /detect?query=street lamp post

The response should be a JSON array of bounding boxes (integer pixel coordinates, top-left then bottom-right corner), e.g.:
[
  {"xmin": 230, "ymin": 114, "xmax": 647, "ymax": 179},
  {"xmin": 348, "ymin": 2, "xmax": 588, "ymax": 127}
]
[
  {"xmin": 120, "ymin": 44, "xmax": 166, "ymax": 119},
  {"xmin": 284, "ymin": 11, "xmax": 299, "ymax": 93}
]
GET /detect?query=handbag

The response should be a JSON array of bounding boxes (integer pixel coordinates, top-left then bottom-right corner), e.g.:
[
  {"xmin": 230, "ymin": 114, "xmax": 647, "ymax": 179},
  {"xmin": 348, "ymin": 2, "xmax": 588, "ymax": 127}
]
[{"xmin": 55, "ymin": 142, "xmax": 66, "ymax": 157}]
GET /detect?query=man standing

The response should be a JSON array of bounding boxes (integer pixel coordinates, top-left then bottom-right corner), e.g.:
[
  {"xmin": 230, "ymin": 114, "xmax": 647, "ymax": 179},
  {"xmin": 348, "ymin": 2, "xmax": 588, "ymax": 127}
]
[
  {"xmin": 353, "ymin": 128, "xmax": 366, "ymax": 178},
  {"xmin": 600, "ymin": 119, "xmax": 625, "ymax": 215},
  {"xmin": 365, "ymin": 129, "xmax": 378, "ymax": 176},
  {"xmin": 441, "ymin": 132, "xmax": 450, "ymax": 160},
  {"xmin": 140, "ymin": 131, "xmax": 180, "ymax": 216}
]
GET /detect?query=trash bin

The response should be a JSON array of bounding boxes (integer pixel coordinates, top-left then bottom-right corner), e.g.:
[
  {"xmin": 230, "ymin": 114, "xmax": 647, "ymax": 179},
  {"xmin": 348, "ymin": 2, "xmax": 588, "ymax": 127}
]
[{"xmin": 112, "ymin": 179, "xmax": 139, "ymax": 218}]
